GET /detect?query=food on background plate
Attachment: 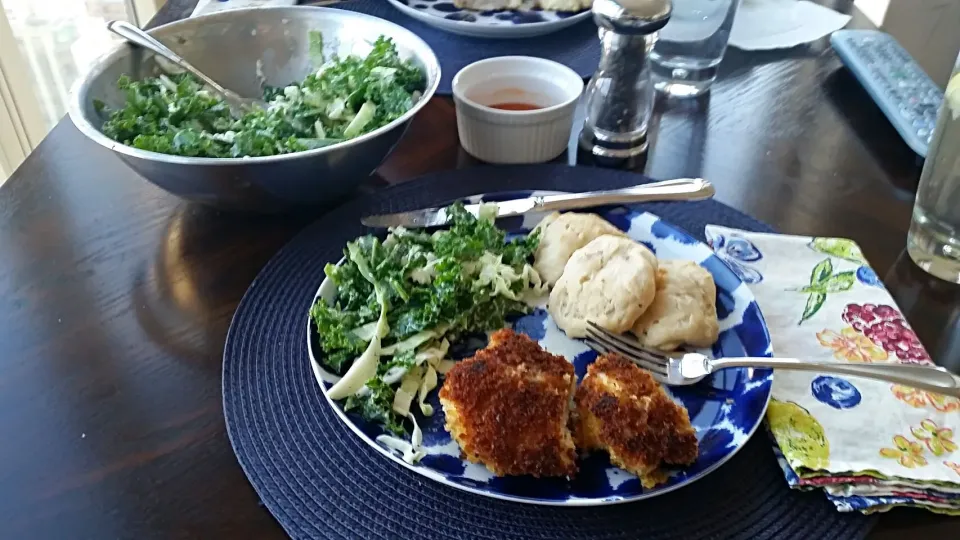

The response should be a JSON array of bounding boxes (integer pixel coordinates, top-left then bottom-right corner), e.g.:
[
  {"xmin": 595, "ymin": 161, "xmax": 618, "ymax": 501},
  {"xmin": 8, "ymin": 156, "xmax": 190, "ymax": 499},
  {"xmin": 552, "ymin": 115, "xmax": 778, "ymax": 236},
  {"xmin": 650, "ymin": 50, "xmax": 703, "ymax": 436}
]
[
  {"xmin": 310, "ymin": 203, "xmax": 546, "ymax": 462},
  {"xmin": 631, "ymin": 260, "xmax": 720, "ymax": 351},
  {"xmin": 454, "ymin": 0, "xmax": 522, "ymax": 9},
  {"xmin": 453, "ymin": 0, "xmax": 590, "ymax": 11},
  {"xmin": 538, "ymin": 0, "xmax": 592, "ymax": 10},
  {"xmin": 533, "ymin": 211, "xmax": 630, "ymax": 286},
  {"xmin": 574, "ymin": 354, "xmax": 698, "ymax": 488},
  {"xmin": 548, "ymin": 234, "xmax": 658, "ymax": 338},
  {"xmin": 98, "ymin": 37, "xmax": 425, "ymax": 158},
  {"xmin": 439, "ymin": 329, "xmax": 578, "ymax": 478}
]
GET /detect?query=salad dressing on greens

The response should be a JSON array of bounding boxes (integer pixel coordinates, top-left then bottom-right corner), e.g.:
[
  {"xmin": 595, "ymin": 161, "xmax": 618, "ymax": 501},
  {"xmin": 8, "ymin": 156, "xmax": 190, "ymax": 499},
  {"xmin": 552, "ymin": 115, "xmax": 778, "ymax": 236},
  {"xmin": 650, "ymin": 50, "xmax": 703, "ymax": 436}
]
[
  {"xmin": 311, "ymin": 204, "xmax": 547, "ymax": 461},
  {"xmin": 97, "ymin": 37, "xmax": 425, "ymax": 158}
]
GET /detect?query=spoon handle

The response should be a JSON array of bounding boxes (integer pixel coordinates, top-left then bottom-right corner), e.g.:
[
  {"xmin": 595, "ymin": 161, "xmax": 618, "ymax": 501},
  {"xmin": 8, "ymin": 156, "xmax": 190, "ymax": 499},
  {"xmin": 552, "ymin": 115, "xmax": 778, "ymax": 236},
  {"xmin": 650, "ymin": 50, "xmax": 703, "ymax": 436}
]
[{"xmin": 107, "ymin": 20, "xmax": 245, "ymax": 105}]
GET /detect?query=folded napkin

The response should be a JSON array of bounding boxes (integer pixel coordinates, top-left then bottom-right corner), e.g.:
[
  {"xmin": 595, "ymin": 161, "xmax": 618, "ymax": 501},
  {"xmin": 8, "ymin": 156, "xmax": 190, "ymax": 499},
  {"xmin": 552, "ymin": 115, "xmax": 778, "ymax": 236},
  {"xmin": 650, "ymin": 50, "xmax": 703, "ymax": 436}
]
[
  {"xmin": 730, "ymin": 0, "xmax": 851, "ymax": 50},
  {"xmin": 705, "ymin": 226, "xmax": 960, "ymax": 515},
  {"xmin": 192, "ymin": 0, "xmax": 298, "ymax": 17}
]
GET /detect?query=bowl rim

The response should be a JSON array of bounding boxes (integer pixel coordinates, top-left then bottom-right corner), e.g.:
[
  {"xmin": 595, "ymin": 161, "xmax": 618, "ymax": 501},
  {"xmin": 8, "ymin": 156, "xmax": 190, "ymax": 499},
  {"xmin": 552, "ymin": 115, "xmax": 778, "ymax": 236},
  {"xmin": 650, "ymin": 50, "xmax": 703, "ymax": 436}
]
[
  {"xmin": 451, "ymin": 56, "xmax": 585, "ymax": 117},
  {"xmin": 68, "ymin": 6, "xmax": 441, "ymax": 166}
]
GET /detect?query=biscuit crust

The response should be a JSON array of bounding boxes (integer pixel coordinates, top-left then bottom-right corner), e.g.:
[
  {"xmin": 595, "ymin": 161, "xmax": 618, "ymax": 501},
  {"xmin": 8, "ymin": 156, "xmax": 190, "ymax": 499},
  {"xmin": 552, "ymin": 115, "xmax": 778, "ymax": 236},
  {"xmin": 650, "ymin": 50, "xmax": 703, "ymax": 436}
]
[
  {"xmin": 533, "ymin": 212, "xmax": 629, "ymax": 286},
  {"xmin": 631, "ymin": 260, "xmax": 719, "ymax": 351},
  {"xmin": 548, "ymin": 235, "xmax": 658, "ymax": 338}
]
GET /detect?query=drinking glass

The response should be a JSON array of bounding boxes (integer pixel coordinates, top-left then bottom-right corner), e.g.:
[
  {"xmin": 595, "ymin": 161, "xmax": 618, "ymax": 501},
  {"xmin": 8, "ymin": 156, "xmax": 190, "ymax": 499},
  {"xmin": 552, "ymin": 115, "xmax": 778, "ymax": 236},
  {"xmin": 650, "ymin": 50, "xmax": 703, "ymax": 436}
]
[
  {"xmin": 650, "ymin": 0, "xmax": 741, "ymax": 97},
  {"xmin": 907, "ymin": 58, "xmax": 960, "ymax": 284}
]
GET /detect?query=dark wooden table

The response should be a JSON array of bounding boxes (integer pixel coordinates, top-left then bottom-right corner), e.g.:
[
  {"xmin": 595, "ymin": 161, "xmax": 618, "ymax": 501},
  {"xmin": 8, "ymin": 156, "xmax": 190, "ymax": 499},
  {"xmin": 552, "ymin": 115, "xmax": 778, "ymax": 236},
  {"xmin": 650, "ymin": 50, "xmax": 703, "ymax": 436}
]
[{"xmin": 1, "ymin": 1, "xmax": 958, "ymax": 538}]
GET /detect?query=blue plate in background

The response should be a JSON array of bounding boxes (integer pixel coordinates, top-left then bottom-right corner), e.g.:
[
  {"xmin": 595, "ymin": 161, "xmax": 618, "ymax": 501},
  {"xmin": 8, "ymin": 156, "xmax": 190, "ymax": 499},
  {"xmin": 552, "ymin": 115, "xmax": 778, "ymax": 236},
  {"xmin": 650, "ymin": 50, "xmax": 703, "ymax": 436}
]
[{"xmin": 386, "ymin": 0, "xmax": 592, "ymax": 39}]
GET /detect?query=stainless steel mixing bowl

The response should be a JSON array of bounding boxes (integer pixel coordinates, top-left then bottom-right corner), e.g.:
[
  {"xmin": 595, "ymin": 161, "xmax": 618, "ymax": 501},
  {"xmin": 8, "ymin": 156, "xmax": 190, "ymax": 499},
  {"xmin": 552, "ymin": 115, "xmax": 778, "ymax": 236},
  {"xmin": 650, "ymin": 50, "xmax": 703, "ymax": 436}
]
[{"xmin": 69, "ymin": 6, "xmax": 440, "ymax": 212}]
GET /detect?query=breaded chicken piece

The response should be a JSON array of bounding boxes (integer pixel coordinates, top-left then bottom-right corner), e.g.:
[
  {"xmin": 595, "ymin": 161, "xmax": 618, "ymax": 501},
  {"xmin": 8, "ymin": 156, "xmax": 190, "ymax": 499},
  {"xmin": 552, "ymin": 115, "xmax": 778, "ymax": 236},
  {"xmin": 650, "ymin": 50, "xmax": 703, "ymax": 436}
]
[
  {"xmin": 439, "ymin": 329, "xmax": 578, "ymax": 478},
  {"xmin": 574, "ymin": 354, "xmax": 698, "ymax": 488}
]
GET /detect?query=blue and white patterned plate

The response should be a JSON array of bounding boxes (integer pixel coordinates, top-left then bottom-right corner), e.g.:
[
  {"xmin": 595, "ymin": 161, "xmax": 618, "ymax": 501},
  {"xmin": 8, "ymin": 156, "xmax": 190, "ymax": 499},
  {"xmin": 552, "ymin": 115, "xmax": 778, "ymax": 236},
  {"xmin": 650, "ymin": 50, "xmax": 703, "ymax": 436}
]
[
  {"xmin": 307, "ymin": 192, "xmax": 774, "ymax": 506},
  {"xmin": 386, "ymin": 0, "xmax": 592, "ymax": 39}
]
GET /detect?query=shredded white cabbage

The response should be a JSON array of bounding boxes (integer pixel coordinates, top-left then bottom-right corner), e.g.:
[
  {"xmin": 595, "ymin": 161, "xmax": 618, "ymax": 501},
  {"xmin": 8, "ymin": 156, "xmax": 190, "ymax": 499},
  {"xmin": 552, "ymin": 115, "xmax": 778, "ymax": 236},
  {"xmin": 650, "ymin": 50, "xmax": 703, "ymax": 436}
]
[
  {"xmin": 436, "ymin": 359, "xmax": 457, "ymax": 375},
  {"xmin": 328, "ymin": 245, "xmax": 390, "ymax": 400},
  {"xmin": 381, "ymin": 365, "xmax": 409, "ymax": 386},
  {"xmin": 370, "ymin": 66, "xmax": 398, "ymax": 82},
  {"xmin": 408, "ymin": 252, "xmax": 439, "ymax": 284},
  {"xmin": 210, "ymin": 130, "xmax": 236, "ymax": 144},
  {"xmin": 477, "ymin": 203, "xmax": 499, "ymax": 221},
  {"xmin": 413, "ymin": 338, "xmax": 449, "ymax": 366},
  {"xmin": 375, "ymin": 413, "xmax": 425, "ymax": 464},
  {"xmin": 157, "ymin": 74, "xmax": 178, "ymax": 93},
  {"xmin": 471, "ymin": 251, "xmax": 547, "ymax": 304},
  {"xmin": 326, "ymin": 335, "xmax": 378, "ymax": 399},
  {"xmin": 343, "ymin": 101, "xmax": 377, "ymax": 138},
  {"xmin": 326, "ymin": 97, "xmax": 346, "ymax": 120},
  {"xmin": 417, "ymin": 366, "xmax": 438, "ymax": 416},
  {"xmin": 283, "ymin": 85, "xmax": 301, "ymax": 100},
  {"xmin": 380, "ymin": 327, "xmax": 443, "ymax": 356},
  {"xmin": 351, "ymin": 321, "xmax": 380, "ymax": 342},
  {"xmin": 392, "ymin": 366, "xmax": 423, "ymax": 417}
]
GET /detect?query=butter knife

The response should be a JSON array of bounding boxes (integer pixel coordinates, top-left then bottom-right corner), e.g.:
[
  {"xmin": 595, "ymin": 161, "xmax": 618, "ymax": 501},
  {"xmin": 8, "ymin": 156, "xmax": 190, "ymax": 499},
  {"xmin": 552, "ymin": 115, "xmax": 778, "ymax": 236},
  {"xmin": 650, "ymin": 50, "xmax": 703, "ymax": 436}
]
[{"xmin": 361, "ymin": 178, "xmax": 715, "ymax": 228}]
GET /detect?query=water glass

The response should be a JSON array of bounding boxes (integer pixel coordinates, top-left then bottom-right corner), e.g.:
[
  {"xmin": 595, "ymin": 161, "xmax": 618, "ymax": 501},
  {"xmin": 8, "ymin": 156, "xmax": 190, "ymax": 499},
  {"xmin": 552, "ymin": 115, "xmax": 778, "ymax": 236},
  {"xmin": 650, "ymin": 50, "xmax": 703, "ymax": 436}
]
[
  {"xmin": 907, "ymin": 61, "xmax": 960, "ymax": 284},
  {"xmin": 651, "ymin": 0, "xmax": 741, "ymax": 97}
]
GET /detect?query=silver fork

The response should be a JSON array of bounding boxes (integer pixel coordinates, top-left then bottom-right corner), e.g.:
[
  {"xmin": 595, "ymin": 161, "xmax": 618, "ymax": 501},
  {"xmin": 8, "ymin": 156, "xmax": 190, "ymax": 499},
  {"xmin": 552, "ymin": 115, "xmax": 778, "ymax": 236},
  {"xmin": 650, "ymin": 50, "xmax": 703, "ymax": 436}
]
[{"xmin": 584, "ymin": 322, "xmax": 960, "ymax": 397}]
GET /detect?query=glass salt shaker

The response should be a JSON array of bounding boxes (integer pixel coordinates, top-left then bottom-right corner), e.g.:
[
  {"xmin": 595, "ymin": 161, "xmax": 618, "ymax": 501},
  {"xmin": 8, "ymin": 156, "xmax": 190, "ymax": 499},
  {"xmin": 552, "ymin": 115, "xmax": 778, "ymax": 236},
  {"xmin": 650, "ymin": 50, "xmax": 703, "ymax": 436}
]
[{"xmin": 580, "ymin": 0, "xmax": 672, "ymax": 159}]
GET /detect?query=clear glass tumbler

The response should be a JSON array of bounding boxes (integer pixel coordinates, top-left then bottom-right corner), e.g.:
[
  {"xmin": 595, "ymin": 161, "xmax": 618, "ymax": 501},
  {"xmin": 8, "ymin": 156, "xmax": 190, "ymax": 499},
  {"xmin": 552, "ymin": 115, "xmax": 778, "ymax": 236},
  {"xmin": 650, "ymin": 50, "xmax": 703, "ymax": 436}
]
[
  {"xmin": 650, "ymin": 0, "xmax": 741, "ymax": 97},
  {"xmin": 907, "ymin": 62, "xmax": 960, "ymax": 284}
]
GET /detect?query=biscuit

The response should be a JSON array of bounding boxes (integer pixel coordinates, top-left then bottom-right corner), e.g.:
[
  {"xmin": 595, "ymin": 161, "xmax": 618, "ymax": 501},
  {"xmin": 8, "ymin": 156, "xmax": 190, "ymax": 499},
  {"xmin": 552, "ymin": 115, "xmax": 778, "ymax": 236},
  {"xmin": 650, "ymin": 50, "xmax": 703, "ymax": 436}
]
[
  {"xmin": 548, "ymin": 235, "xmax": 657, "ymax": 338},
  {"xmin": 533, "ymin": 212, "xmax": 629, "ymax": 286},
  {"xmin": 631, "ymin": 259, "xmax": 719, "ymax": 351}
]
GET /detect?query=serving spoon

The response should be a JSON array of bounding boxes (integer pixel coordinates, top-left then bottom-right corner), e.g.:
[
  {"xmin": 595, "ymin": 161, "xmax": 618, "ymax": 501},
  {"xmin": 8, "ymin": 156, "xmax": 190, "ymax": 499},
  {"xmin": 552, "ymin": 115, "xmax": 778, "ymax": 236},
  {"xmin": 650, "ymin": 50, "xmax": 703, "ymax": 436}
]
[{"xmin": 107, "ymin": 20, "xmax": 266, "ymax": 113}]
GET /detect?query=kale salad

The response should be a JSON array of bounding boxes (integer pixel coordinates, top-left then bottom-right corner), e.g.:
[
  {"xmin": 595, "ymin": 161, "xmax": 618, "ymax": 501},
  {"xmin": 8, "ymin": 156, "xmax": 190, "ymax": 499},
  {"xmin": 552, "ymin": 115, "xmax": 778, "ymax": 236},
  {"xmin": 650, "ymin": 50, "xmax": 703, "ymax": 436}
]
[
  {"xmin": 98, "ymin": 37, "xmax": 425, "ymax": 158},
  {"xmin": 311, "ymin": 204, "xmax": 546, "ymax": 462}
]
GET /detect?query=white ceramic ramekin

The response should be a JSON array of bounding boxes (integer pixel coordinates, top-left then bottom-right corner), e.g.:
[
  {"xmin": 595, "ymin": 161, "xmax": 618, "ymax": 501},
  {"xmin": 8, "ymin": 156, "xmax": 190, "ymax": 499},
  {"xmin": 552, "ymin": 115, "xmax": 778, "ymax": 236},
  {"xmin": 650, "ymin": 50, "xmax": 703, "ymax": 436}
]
[{"xmin": 452, "ymin": 56, "xmax": 585, "ymax": 164}]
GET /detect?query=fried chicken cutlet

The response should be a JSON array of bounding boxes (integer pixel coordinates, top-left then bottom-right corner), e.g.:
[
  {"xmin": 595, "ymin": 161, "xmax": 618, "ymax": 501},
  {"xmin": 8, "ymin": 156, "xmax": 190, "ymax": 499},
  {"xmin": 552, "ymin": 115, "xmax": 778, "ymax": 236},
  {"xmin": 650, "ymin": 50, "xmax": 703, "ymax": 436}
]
[
  {"xmin": 438, "ymin": 329, "xmax": 578, "ymax": 478},
  {"xmin": 574, "ymin": 354, "xmax": 698, "ymax": 488}
]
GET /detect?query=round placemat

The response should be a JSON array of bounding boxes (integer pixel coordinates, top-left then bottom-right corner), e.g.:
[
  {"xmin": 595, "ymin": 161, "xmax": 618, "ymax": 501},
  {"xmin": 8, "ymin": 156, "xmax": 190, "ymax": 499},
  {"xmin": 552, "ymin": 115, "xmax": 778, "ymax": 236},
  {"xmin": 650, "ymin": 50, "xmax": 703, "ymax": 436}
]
[
  {"xmin": 223, "ymin": 165, "xmax": 878, "ymax": 539},
  {"xmin": 330, "ymin": 0, "xmax": 601, "ymax": 95}
]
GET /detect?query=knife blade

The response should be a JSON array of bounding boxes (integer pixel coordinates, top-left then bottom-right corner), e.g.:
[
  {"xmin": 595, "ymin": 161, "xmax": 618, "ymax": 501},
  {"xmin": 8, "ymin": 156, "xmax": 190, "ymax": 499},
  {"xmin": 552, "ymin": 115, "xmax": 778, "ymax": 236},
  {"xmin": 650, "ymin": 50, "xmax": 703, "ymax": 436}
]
[{"xmin": 360, "ymin": 178, "xmax": 715, "ymax": 229}]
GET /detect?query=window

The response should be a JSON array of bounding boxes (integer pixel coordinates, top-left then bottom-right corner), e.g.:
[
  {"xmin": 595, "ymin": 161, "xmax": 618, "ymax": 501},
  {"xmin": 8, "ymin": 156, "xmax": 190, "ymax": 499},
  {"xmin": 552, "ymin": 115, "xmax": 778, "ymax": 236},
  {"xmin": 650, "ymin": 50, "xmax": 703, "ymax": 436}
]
[{"xmin": 0, "ymin": 0, "xmax": 163, "ymax": 183}]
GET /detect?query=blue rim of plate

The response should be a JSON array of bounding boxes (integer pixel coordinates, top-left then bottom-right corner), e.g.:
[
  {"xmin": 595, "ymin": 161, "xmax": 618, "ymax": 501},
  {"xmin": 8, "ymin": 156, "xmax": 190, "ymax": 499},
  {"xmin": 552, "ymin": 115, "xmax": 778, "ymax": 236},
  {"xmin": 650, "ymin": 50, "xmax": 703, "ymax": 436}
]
[
  {"xmin": 307, "ymin": 191, "xmax": 774, "ymax": 506},
  {"xmin": 387, "ymin": 0, "xmax": 591, "ymax": 27}
]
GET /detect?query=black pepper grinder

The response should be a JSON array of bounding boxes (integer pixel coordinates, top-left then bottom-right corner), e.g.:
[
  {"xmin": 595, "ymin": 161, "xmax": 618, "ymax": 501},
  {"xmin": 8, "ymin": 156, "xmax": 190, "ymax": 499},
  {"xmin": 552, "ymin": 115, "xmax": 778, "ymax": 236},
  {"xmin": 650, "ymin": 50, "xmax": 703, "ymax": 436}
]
[{"xmin": 579, "ymin": 0, "xmax": 672, "ymax": 161}]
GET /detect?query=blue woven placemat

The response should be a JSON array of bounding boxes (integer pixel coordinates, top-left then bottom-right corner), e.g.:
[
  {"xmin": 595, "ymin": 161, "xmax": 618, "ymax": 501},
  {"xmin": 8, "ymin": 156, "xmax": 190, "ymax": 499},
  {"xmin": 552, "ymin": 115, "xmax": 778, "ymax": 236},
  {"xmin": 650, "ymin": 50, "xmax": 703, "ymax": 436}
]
[
  {"xmin": 223, "ymin": 164, "xmax": 878, "ymax": 539},
  {"xmin": 330, "ymin": 0, "xmax": 601, "ymax": 95}
]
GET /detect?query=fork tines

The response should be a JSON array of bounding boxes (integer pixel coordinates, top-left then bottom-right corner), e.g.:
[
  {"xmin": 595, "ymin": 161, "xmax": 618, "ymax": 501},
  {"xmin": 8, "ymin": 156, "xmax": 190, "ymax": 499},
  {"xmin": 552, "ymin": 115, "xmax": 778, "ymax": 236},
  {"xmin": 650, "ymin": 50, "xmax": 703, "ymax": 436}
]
[{"xmin": 584, "ymin": 321, "xmax": 669, "ymax": 378}]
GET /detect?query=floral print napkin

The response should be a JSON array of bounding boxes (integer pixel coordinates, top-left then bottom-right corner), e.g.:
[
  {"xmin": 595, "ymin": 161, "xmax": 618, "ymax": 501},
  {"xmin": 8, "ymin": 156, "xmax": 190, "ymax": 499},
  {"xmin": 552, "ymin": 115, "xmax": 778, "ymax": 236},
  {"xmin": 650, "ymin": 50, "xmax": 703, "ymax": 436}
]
[{"xmin": 705, "ymin": 225, "xmax": 960, "ymax": 515}]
